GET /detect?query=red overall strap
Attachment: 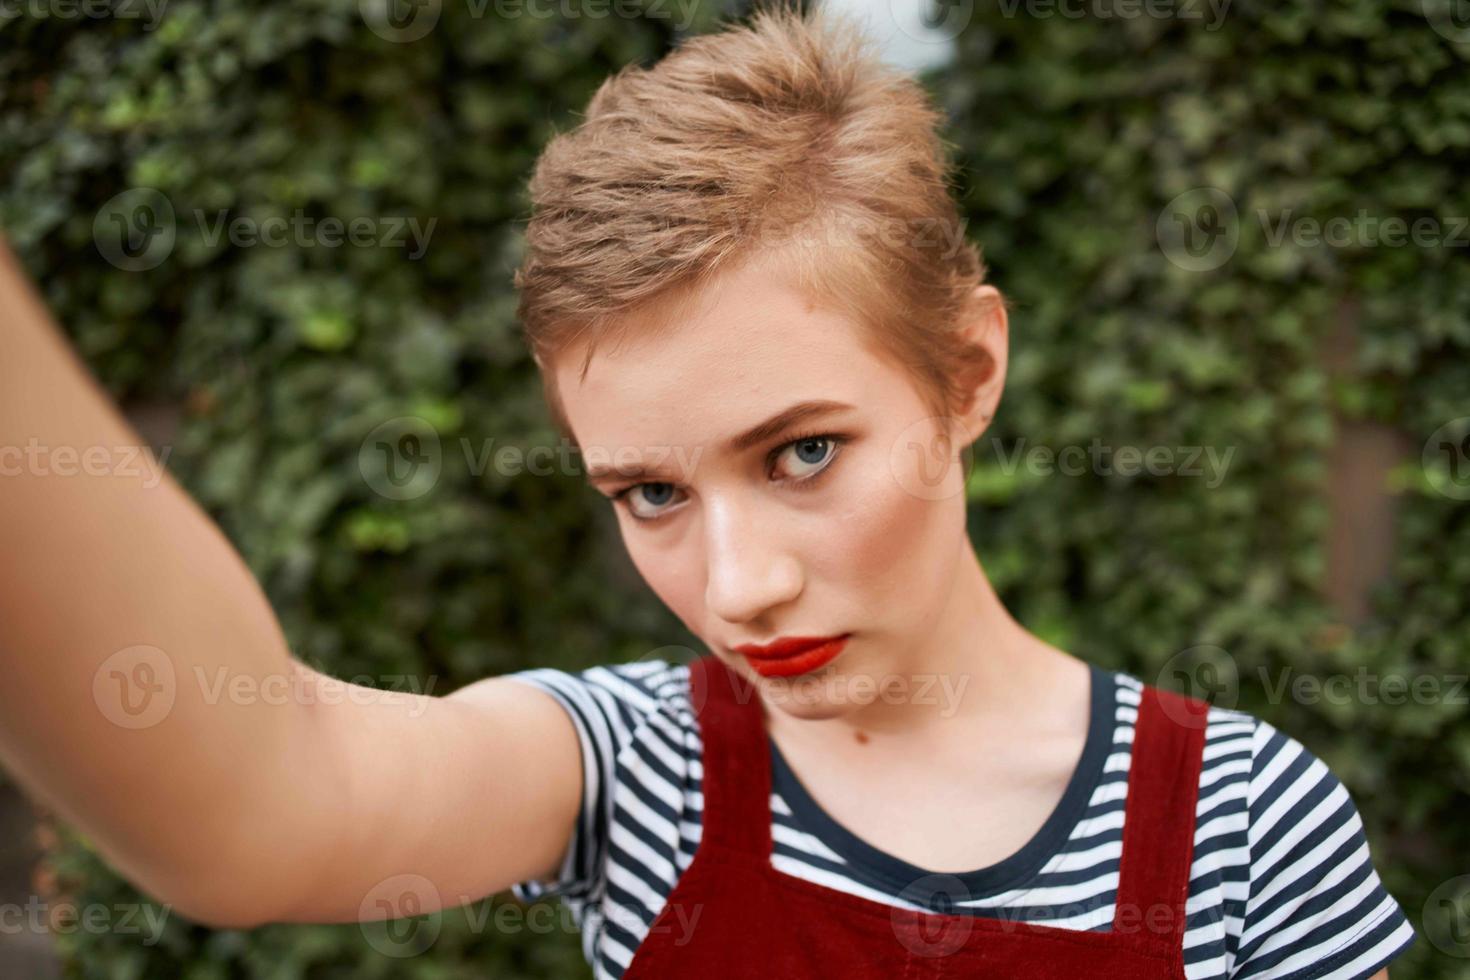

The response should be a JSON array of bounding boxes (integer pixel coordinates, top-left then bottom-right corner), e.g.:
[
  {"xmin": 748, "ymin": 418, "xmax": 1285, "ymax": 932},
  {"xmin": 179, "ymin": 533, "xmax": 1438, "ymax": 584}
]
[
  {"xmin": 691, "ymin": 654, "xmax": 772, "ymax": 857},
  {"xmin": 1113, "ymin": 683, "xmax": 1210, "ymax": 944},
  {"xmin": 694, "ymin": 652, "xmax": 1210, "ymax": 956}
]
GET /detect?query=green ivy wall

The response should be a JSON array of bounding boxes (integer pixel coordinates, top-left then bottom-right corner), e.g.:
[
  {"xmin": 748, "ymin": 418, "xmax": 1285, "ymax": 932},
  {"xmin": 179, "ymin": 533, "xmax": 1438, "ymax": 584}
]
[{"xmin": 1, "ymin": 0, "xmax": 1466, "ymax": 976}]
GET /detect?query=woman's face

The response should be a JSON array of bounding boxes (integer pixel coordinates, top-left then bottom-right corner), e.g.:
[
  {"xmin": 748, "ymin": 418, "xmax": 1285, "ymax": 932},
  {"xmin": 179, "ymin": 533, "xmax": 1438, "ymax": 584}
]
[{"xmin": 551, "ymin": 256, "xmax": 1005, "ymax": 721}]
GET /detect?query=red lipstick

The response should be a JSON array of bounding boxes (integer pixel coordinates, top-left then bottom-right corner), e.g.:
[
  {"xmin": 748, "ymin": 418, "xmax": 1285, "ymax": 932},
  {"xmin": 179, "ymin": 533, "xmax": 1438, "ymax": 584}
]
[{"xmin": 733, "ymin": 634, "xmax": 850, "ymax": 678}]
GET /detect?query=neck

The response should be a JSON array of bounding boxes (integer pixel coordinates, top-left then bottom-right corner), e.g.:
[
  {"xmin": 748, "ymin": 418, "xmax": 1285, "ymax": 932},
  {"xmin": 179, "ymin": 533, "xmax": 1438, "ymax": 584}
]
[{"xmin": 766, "ymin": 545, "xmax": 1079, "ymax": 746}]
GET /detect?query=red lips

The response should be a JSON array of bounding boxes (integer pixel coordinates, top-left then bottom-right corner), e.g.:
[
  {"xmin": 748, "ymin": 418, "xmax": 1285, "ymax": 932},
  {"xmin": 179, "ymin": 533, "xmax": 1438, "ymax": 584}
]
[
  {"xmin": 733, "ymin": 634, "xmax": 851, "ymax": 678},
  {"xmin": 732, "ymin": 634, "xmax": 844, "ymax": 659}
]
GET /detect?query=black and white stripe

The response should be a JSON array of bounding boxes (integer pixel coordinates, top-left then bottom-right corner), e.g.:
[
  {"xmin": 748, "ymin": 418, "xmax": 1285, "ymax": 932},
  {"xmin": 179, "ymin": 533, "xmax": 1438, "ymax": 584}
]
[{"xmin": 504, "ymin": 660, "xmax": 1414, "ymax": 979}]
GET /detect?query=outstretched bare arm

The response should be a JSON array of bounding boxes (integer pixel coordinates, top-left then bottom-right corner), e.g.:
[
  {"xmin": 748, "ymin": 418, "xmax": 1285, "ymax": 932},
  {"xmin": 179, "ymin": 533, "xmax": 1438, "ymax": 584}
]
[{"xmin": 0, "ymin": 240, "xmax": 582, "ymax": 928}]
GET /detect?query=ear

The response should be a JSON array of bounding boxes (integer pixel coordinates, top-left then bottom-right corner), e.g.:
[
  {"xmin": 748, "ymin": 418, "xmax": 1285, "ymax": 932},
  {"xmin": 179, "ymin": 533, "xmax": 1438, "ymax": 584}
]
[{"xmin": 953, "ymin": 284, "xmax": 1009, "ymax": 445}]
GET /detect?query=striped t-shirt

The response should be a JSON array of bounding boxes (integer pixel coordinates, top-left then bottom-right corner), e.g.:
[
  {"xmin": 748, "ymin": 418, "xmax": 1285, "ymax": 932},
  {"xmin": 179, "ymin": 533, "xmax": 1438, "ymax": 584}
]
[{"xmin": 504, "ymin": 658, "xmax": 1416, "ymax": 979}]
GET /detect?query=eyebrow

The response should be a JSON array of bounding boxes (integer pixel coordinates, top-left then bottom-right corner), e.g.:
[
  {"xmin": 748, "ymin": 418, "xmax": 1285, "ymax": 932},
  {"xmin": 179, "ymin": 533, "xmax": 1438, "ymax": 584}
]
[{"xmin": 583, "ymin": 399, "xmax": 857, "ymax": 486}]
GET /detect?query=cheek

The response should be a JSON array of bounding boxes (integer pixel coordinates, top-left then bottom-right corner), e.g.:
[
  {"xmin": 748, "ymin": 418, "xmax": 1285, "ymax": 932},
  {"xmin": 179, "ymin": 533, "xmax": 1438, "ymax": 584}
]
[
  {"xmin": 619, "ymin": 521, "xmax": 707, "ymax": 631},
  {"xmin": 811, "ymin": 458, "xmax": 965, "ymax": 602}
]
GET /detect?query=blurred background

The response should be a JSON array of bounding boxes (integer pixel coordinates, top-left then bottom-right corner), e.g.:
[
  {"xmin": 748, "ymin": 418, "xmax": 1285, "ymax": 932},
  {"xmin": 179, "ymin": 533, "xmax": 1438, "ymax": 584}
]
[{"xmin": 2, "ymin": 0, "xmax": 1468, "ymax": 976}]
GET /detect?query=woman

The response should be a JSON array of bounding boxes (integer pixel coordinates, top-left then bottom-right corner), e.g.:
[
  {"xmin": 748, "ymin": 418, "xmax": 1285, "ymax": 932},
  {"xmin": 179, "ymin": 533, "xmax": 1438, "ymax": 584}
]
[{"xmin": 0, "ymin": 6, "xmax": 1413, "ymax": 979}]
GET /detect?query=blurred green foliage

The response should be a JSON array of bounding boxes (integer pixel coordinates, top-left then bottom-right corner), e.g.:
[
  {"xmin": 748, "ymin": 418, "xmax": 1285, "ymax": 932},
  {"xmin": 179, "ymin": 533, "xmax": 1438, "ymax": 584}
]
[
  {"xmin": 1, "ymin": 0, "xmax": 1467, "ymax": 976},
  {"xmin": 1, "ymin": 0, "xmax": 722, "ymax": 975},
  {"xmin": 941, "ymin": 5, "xmax": 1469, "ymax": 978}
]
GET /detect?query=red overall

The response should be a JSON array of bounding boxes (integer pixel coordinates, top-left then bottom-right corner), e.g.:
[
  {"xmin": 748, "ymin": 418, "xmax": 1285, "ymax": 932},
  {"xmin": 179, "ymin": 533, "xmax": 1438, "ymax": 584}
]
[{"xmin": 622, "ymin": 654, "xmax": 1209, "ymax": 979}]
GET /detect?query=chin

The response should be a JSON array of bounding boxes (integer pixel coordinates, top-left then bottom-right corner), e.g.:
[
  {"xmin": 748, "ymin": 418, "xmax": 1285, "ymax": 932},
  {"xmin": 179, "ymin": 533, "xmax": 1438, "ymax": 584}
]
[
  {"xmin": 759, "ymin": 685, "xmax": 852, "ymax": 721},
  {"xmin": 749, "ymin": 663, "xmax": 882, "ymax": 721}
]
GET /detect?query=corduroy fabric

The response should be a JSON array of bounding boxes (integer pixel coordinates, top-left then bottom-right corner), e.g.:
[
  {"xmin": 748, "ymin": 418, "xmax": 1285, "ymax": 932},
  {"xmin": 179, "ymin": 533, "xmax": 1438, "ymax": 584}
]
[{"xmin": 622, "ymin": 654, "xmax": 1208, "ymax": 979}]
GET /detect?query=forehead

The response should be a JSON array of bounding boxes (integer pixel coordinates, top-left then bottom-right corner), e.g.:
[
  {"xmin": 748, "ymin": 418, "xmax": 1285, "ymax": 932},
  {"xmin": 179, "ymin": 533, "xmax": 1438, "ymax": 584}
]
[{"xmin": 553, "ymin": 260, "xmax": 897, "ymax": 454}]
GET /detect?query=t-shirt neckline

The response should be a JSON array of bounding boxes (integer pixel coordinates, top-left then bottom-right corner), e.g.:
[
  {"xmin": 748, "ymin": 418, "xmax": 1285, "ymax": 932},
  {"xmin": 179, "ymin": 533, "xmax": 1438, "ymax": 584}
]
[{"xmin": 766, "ymin": 661, "xmax": 1115, "ymax": 899}]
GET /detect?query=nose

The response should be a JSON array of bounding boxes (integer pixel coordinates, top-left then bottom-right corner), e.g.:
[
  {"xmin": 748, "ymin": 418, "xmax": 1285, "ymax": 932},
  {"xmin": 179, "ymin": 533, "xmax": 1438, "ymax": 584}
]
[{"xmin": 702, "ymin": 494, "xmax": 802, "ymax": 625}]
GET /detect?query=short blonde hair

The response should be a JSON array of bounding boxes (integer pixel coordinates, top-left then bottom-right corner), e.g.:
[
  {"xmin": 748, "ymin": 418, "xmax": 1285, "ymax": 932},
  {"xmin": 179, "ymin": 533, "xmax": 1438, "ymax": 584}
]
[{"xmin": 514, "ymin": 4, "xmax": 992, "ymax": 439}]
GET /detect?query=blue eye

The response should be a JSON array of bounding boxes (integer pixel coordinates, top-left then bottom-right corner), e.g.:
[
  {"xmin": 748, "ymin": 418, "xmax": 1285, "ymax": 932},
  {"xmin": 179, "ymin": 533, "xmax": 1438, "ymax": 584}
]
[
  {"xmin": 612, "ymin": 431, "xmax": 848, "ymax": 523},
  {"xmin": 776, "ymin": 435, "xmax": 838, "ymax": 479},
  {"xmin": 623, "ymin": 482, "xmax": 681, "ymax": 521},
  {"xmin": 640, "ymin": 484, "xmax": 675, "ymax": 506}
]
